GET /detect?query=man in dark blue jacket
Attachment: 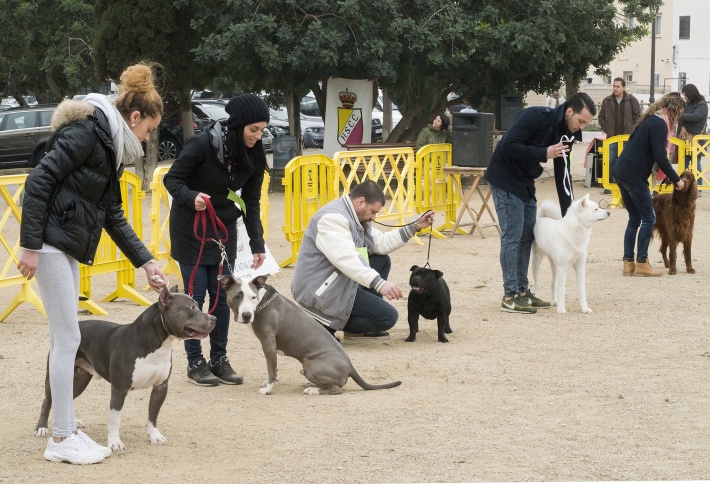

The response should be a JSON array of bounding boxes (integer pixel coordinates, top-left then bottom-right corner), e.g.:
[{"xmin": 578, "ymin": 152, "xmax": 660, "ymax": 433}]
[{"xmin": 484, "ymin": 92, "xmax": 596, "ymax": 314}]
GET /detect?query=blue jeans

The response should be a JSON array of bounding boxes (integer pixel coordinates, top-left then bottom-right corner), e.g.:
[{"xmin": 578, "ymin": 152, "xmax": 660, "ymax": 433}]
[
  {"xmin": 179, "ymin": 261, "xmax": 234, "ymax": 365},
  {"xmin": 490, "ymin": 183, "xmax": 537, "ymax": 297},
  {"xmin": 343, "ymin": 253, "xmax": 398, "ymax": 333},
  {"xmin": 616, "ymin": 178, "xmax": 655, "ymax": 262}
]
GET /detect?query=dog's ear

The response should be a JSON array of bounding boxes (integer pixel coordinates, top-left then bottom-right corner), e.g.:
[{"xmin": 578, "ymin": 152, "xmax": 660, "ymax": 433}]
[
  {"xmin": 410, "ymin": 265, "xmax": 419, "ymax": 272},
  {"xmin": 158, "ymin": 286, "xmax": 172, "ymax": 308},
  {"xmin": 218, "ymin": 274, "xmax": 237, "ymax": 290},
  {"xmin": 252, "ymin": 275, "xmax": 268, "ymax": 289},
  {"xmin": 170, "ymin": 285, "xmax": 178, "ymax": 294},
  {"xmin": 434, "ymin": 270, "xmax": 444, "ymax": 278}
]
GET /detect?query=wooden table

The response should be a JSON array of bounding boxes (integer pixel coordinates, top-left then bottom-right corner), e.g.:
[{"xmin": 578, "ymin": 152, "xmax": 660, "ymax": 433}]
[{"xmin": 443, "ymin": 166, "xmax": 501, "ymax": 238}]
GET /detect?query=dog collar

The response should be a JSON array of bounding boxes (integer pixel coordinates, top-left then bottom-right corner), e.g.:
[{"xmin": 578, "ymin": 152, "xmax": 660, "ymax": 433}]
[
  {"xmin": 160, "ymin": 313, "xmax": 171, "ymax": 336},
  {"xmin": 255, "ymin": 292, "xmax": 278, "ymax": 313}
]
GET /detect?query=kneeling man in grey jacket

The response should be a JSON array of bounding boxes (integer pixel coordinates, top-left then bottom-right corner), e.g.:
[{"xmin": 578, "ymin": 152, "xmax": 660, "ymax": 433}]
[{"xmin": 291, "ymin": 180, "xmax": 434, "ymax": 340}]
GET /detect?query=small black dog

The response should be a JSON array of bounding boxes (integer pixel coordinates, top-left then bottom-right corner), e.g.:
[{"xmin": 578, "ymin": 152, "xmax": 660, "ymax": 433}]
[{"xmin": 406, "ymin": 265, "xmax": 452, "ymax": 343}]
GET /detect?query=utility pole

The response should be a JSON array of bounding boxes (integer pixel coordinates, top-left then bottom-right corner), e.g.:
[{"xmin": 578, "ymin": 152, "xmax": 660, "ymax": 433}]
[{"xmin": 649, "ymin": 11, "xmax": 657, "ymax": 103}]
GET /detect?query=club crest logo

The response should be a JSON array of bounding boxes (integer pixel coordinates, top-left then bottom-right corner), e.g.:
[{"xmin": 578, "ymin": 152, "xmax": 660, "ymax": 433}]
[{"xmin": 337, "ymin": 88, "xmax": 363, "ymax": 145}]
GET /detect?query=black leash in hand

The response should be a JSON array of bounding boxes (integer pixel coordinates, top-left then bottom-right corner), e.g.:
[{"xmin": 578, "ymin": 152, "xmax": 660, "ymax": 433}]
[{"xmin": 372, "ymin": 211, "xmax": 434, "ymax": 268}]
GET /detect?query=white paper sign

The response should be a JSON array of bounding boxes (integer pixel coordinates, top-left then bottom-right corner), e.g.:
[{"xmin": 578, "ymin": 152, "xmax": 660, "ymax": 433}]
[{"xmin": 231, "ymin": 218, "xmax": 280, "ymax": 279}]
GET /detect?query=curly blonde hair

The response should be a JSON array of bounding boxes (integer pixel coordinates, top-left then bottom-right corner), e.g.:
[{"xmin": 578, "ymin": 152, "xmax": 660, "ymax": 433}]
[
  {"xmin": 114, "ymin": 63, "xmax": 163, "ymax": 119},
  {"xmin": 639, "ymin": 92, "xmax": 685, "ymax": 128}
]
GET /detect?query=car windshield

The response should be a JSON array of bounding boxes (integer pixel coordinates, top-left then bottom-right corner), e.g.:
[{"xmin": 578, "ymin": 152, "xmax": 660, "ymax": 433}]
[{"xmin": 198, "ymin": 103, "xmax": 229, "ymax": 121}]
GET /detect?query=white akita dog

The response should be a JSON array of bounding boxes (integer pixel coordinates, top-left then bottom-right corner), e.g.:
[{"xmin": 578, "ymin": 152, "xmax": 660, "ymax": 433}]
[{"xmin": 530, "ymin": 194, "xmax": 611, "ymax": 314}]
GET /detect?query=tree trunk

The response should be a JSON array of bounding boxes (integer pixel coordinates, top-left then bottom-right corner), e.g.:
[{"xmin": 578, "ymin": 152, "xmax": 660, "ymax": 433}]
[
  {"xmin": 382, "ymin": 88, "xmax": 393, "ymax": 139},
  {"xmin": 286, "ymin": 90, "xmax": 303, "ymax": 156},
  {"xmin": 137, "ymin": 135, "xmax": 160, "ymax": 192}
]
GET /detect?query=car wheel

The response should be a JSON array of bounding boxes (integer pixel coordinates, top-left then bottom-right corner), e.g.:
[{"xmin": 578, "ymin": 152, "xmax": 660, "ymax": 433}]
[{"xmin": 158, "ymin": 136, "xmax": 181, "ymax": 161}]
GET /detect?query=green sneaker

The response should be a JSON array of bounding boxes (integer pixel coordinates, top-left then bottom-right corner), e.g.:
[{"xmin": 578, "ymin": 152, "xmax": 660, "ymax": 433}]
[
  {"xmin": 500, "ymin": 295, "xmax": 537, "ymax": 314},
  {"xmin": 520, "ymin": 290, "xmax": 551, "ymax": 309}
]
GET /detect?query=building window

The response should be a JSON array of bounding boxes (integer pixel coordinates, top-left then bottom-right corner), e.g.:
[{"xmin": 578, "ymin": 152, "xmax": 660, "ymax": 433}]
[
  {"xmin": 627, "ymin": 17, "xmax": 635, "ymax": 29},
  {"xmin": 654, "ymin": 14, "xmax": 662, "ymax": 36},
  {"xmin": 654, "ymin": 73, "xmax": 660, "ymax": 87},
  {"xmin": 623, "ymin": 71, "xmax": 634, "ymax": 83},
  {"xmin": 679, "ymin": 73, "xmax": 687, "ymax": 91},
  {"xmin": 679, "ymin": 16, "xmax": 690, "ymax": 39}
]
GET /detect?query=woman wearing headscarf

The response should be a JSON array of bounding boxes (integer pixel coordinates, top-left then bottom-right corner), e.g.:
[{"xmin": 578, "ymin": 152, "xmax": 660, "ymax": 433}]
[
  {"xmin": 415, "ymin": 113, "xmax": 452, "ymax": 151},
  {"xmin": 164, "ymin": 94, "xmax": 269, "ymax": 387}
]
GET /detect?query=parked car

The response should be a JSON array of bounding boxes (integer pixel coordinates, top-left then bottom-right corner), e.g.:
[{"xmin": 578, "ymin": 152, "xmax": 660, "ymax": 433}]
[
  {"xmin": 157, "ymin": 102, "xmax": 211, "ymax": 161},
  {"xmin": 0, "ymin": 105, "xmax": 56, "ymax": 169},
  {"xmin": 269, "ymin": 106, "xmax": 325, "ymax": 148}
]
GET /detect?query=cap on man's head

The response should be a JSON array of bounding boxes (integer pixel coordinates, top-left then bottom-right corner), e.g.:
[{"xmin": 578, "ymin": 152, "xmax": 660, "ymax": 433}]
[{"xmin": 225, "ymin": 94, "xmax": 270, "ymax": 127}]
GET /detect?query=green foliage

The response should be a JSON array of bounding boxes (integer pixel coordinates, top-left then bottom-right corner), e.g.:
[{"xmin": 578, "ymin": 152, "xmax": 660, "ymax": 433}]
[
  {"xmin": 191, "ymin": 0, "xmax": 661, "ymax": 141},
  {"xmin": 0, "ymin": 0, "xmax": 95, "ymax": 101}
]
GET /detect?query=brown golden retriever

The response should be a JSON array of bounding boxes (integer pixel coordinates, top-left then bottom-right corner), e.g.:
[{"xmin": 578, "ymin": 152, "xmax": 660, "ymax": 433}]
[{"xmin": 652, "ymin": 170, "xmax": 698, "ymax": 275}]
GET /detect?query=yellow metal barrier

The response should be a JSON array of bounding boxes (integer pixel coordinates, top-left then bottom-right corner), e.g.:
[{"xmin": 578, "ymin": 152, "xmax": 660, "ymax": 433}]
[
  {"xmin": 148, "ymin": 166, "xmax": 272, "ymax": 280},
  {"xmin": 279, "ymin": 155, "xmax": 337, "ymax": 268},
  {"xmin": 148, "ymin": 166, "xmax": 181, "ymax": 281},
  {"xmin": 332, "ymin": 148, "xmax": 416, "ymax": 227},
  {"xmin": 1, "ymin": 171, "xmax": 154, "ymax": 320},
  {"xmin": 690, "ymin": 134, "xmax": 710, "ymax": 189},
  {"xmin": 600, "ymin": 135, "xmax": 688, "ymax": 208},
  {"xmin": 414, "ymin": 144, "xmax": 459, "ymax": 238},
  {"xmin": 0, "ymin": 175, "xmax": 45, "ymax": 321},
  {"xmin": 79, "ymin": 171, "xmax": 152, "ymax": 315}
]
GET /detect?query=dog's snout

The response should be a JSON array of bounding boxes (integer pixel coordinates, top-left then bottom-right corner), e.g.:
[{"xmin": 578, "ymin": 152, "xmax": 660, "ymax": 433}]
[
  {"xmin": 209, "ymin": 315, "xmax": 217, "ymax": 324},
  {"xmin": 241, "ymin": 311, "xmax": 252, "ymax": 322}
]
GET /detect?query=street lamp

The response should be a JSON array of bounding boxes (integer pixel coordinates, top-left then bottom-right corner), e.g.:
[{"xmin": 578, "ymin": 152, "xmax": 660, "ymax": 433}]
[{"xmin": 649, "ymin": 11, "xmax": 657, "ymax": 103}]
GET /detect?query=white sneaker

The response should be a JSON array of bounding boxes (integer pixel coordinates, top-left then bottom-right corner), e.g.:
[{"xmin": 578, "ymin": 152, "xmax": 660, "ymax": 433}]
[
  {"xmin": 76, "ymin": 430, "xmax": 112, "ymax": 458},
  {"xmin": 44, "ymin": 434, "xmax": 105, "ymax": 465}
]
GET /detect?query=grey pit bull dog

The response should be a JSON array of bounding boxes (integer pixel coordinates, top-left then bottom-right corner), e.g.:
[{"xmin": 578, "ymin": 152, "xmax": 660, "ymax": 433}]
[
  {"xmin": 219, "ymin": 275, "xmax": 402, "ymax": 395},
  {"xmin": 35, "ymin": 286, "xmax": 215, "ymax": 452}
]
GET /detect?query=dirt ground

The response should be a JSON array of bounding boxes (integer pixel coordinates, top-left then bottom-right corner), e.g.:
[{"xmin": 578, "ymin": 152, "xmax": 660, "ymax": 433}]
[{"xmin": 1, "ymin": 143, "xmax": 709, "ymax": 483}]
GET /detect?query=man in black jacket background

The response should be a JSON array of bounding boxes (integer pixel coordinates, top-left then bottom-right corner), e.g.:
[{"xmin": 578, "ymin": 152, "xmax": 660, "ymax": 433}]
[{"xmin": 484, "ymin": 92, "xmax": 596, "ymax": 314}]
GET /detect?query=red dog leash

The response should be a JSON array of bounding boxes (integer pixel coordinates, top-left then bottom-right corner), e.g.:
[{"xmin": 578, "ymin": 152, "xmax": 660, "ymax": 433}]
[{"xmin": 188, "ymin": 198, "xmax": 229, "ymax": 314}]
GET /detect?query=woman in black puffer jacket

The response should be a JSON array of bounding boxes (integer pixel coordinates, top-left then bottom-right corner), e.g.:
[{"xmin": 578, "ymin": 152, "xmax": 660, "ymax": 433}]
[{"xmin": 17, "ymin": 63, "xmax": 167, "ymax": 465}]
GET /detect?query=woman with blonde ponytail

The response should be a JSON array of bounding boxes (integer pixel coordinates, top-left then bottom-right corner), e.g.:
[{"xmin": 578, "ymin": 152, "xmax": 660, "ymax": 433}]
[
  {"xmin": 17, "ymin": 62, "xmax": 168, "ymax": 464},
  {"xmin": 611, "ymin": 92, "xmax": 686, "ymax": 277}
]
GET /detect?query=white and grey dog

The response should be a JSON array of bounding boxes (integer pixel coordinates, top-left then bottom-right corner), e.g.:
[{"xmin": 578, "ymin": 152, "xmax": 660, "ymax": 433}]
[
  {"xmin": 219, "ymin": 275, "xmax": 402, "ymax": 395},
  {"xmin": 530, "ymin": 194, "xmax": 611, "ymax": 314}
]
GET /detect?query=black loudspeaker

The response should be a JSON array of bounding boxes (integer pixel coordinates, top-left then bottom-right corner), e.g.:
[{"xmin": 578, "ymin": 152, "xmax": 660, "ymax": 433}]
[
  {"xmin": 452, "ymin": 112, "xmax": 495, "ymax": 167},
  {"xmin": 495, "ymin": 93, "xmax": 524, "ymax": 131}
]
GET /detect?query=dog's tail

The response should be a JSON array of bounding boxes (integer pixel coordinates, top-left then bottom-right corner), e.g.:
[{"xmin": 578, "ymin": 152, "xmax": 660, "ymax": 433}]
[
  {"xmin": 537, "ymin": 199, "xmax": 562, "ymax": 220},
  {"xmin": 349, "ymin": 367, "xmax": 402, "ymax": 391}
]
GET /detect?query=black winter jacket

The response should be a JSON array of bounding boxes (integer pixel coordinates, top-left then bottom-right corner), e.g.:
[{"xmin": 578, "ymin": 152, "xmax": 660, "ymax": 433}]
[
  {"xmin": 20, "ymin": 100, "xmax": 153, "ymax": 267},
  {"xmin": 484, "ymin": 104, "xmax": 581, "ymax": 203},
  {"xmin": 163, "ymin": 122, "xmax": 266, "ymax": 265},
  {"xmin": 612, "ymin": 115, "xmax": 681, "ymax": 185}
]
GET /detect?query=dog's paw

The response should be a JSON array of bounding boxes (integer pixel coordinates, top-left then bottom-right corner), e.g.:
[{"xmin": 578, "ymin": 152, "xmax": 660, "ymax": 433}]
[
  {"xmin": 668, "ymin": 268, "xmax": 677, "ymax": 275},
  {"xmin": 108, "ymin": 438, "xmax": 125, "ymax": 452},
  {"xmin": 404, "ymin": 334, "xmax": 416, "ymax": 342},
  {"xmin": 35, "ymin": 427, "xmax": 49, "ymax": 437},
  {"xmin": 445, "ymin": 327, "xmax": 453, "ymax": 334},
  {"xmin": 581, "ymin": 306, "xmax": 592, "ymax": 314},
  {"xmin": 147, "ymin": 423, "xmax": 167, "ymax": 445},
  {"xmin": 74, "ymin": 418, "xmax": 85, "ymax": 429},
  {"xmin": 303, "ymin": 386, "xmax": 323, "ymax": 395},
  {"xmin": 438, "ymin": 336, "xmax": 449, "ymax": 343},
  {"xmin": 259, "ymin": 381, "xmax": 275, "ymax": 395},
  {"xmin": 688, "ymin": 268, "xmax": 696, "ymax": 274},
  {"xmin": 556, "ymin": 307, "xmax": 567, "ymax": 314}
]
